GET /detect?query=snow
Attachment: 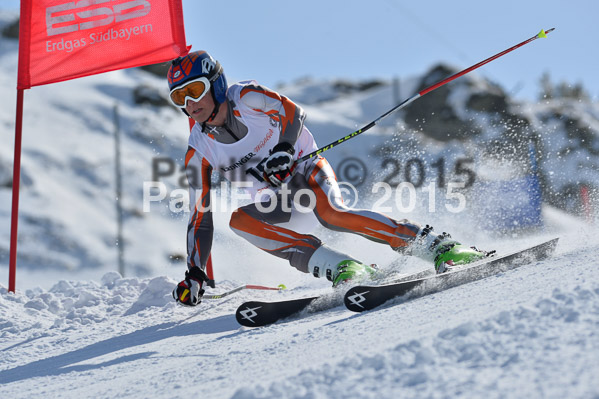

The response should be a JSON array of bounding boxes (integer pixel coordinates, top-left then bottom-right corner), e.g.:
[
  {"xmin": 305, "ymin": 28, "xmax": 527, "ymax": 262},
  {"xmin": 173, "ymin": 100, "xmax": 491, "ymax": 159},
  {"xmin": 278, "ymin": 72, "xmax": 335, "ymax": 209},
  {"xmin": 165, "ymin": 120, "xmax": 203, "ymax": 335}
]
[
  {"xmin": 1, "ymin": 15, "xmax": 599, "ymax": 399},
  {"xmin": 1, "ymin": 227, "xmax": 598, "ymax": 398}
]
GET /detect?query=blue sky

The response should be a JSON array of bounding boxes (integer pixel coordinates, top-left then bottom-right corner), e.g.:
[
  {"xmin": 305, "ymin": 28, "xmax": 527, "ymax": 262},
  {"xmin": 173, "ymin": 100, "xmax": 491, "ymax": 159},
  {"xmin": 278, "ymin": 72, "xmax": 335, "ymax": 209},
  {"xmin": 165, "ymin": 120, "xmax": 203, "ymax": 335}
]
[{"xmin": 2, "ymin": 0, "xmax": 597, "ymax": 101}]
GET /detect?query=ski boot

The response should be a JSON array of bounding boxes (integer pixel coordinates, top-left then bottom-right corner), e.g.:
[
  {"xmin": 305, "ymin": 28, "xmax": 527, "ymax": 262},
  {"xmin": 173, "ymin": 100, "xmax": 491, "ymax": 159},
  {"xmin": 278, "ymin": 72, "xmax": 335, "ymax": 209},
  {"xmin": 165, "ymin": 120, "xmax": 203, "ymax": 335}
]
[
  {"xmin": 410, "ymin": 225, "xmax": 491, "ymax": 274},
  {"xmin": 433, "ymin": 240, "xmax": 489, "ymax": 273},
  {"xmin": 307, "ymin": 245, "xmax": 377, "ymax": 287},
  {"xmin": 331, "ymin": 260, "xmax": 378, "ymax": 287}
]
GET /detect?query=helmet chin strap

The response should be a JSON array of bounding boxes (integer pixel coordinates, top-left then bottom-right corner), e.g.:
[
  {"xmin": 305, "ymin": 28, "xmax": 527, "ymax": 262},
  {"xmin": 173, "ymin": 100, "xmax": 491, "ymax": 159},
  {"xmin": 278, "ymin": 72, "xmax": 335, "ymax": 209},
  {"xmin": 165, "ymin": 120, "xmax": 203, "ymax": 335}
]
[
  {"xmin": 203, "ymin": 89, "xmax": 222, "ymax": 130},
  {"xmin": 206, "ymin": 100, "xmax": 220, "ymax": 124}
]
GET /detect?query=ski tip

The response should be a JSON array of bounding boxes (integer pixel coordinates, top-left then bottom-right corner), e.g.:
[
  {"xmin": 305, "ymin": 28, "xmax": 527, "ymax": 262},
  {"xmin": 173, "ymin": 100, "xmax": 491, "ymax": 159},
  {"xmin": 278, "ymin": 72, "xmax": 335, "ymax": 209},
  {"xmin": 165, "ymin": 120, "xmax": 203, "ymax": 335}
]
[{"xmin": 278, "ymin": 284, "xmax": 287, "ymax": 290}]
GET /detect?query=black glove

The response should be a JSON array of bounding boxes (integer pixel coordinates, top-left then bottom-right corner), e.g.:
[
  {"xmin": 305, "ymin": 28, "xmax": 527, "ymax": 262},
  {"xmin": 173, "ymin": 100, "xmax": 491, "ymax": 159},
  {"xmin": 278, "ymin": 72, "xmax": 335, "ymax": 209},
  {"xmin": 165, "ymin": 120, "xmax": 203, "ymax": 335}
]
[
  {"xmin": 263, "ymin": 142, "xmax": 296, "ymax": 186},
  {"xmin": 172, "ymin": 266, "xmax": 213, "ymax": 306}
]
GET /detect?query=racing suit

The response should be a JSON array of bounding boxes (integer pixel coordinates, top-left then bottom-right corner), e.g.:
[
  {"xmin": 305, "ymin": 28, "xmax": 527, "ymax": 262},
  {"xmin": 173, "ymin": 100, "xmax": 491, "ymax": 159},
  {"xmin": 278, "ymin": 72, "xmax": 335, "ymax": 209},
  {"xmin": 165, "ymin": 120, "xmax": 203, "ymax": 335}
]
[{"xmin": 185, "ymin": 81, "xmax": 421, "ymax": 273}]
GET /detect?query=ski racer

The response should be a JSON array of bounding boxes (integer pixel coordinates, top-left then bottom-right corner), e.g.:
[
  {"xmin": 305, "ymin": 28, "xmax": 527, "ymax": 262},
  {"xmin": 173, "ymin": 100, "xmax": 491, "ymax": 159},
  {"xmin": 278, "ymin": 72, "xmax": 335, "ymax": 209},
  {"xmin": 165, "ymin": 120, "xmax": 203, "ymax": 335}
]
[{"xmin": 171, "ymin": 51, "xmax": 488, "ymax": 306}]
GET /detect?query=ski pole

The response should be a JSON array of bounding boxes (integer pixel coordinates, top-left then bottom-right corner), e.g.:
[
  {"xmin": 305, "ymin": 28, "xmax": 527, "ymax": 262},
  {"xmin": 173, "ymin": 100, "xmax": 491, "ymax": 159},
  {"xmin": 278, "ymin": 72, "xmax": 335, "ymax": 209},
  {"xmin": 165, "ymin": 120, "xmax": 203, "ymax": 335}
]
[
  {"xmin": 203, "ymin": 283, "xmax": 286, "ymax": 300},
  {"xmin": 296, "ymin": 28, "xmax": 555, "ymax": 164}
]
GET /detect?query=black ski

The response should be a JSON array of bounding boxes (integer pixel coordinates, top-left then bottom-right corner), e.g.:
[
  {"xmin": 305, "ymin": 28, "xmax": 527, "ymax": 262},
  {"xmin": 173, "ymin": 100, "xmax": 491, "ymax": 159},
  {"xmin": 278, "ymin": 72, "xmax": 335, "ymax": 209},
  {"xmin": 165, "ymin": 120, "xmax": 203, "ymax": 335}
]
[
  {"xmin": 235, "ymin": 269, "xmax": 434, "ymax": 327},
  {"xmin": 234, "ymin": 268, "xmax": 436, "ymax": 328},
  {"xmin": 344, "ymin": 237, "xmax": 559, "ymax": 312},
  {"xmin": 235, "ymin": 297, "xmax": 318, "ymax": 327}
]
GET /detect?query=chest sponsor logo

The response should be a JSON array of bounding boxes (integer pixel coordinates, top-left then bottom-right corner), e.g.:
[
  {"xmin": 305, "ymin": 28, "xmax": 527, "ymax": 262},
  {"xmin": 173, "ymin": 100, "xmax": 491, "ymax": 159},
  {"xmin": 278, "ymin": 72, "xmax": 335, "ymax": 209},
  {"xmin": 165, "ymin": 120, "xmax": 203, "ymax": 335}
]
[
  {"xmin": 221, "ymin": 152, "xmax": 255, "ymax": 172},
  {"xmin": 254, "ymin": 129, "xmax": 274, "ymax": 153}
]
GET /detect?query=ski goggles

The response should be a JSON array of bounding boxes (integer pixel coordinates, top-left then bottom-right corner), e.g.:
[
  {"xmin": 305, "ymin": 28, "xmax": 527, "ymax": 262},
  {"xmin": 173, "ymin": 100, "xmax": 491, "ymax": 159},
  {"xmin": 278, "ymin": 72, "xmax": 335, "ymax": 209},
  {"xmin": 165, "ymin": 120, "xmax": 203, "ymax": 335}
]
[{"xmin": 169, "ymin": 77, "xmax": 211, "ymax": 108}]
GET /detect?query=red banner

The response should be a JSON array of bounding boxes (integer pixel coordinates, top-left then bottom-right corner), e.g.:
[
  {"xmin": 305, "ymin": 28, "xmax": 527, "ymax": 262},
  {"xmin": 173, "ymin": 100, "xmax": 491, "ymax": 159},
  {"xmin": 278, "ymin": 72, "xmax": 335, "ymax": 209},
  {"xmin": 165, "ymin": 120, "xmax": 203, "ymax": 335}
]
[{"xmin": 17, "ymin": 0, "xmax": 190, "ymax": 89}]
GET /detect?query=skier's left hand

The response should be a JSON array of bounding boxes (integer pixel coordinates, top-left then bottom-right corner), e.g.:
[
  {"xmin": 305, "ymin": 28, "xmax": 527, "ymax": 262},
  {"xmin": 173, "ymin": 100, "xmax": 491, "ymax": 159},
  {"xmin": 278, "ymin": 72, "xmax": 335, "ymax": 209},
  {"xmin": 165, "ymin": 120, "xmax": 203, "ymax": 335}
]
[
  {"xmin": 263, "ymin": 142, "xmax": 296, "ymax": 187},
  {"xmin": 172, "ymin": 266, "xmax": 211, "ymax": 306}
]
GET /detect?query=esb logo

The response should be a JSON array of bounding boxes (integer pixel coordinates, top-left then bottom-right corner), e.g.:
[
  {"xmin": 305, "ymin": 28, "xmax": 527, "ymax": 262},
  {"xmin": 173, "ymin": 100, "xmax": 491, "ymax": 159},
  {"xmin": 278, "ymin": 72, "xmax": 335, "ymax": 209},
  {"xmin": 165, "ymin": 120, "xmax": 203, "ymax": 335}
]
[{"xmin": 46, "ymin": 0, "xmax": 151, "ymax": 37}]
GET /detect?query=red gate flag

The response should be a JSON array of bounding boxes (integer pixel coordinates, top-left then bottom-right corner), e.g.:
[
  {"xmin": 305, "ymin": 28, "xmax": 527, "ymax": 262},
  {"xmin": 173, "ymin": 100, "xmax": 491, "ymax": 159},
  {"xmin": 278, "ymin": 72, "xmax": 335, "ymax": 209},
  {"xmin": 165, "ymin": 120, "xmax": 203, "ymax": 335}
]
[
  {"xmin": 17, "ymin": 0, "xmax": 190, "ymax": 89},
  {"xmin": 10, "ymin": 0, "xmax": 190, "ymax": 292}
]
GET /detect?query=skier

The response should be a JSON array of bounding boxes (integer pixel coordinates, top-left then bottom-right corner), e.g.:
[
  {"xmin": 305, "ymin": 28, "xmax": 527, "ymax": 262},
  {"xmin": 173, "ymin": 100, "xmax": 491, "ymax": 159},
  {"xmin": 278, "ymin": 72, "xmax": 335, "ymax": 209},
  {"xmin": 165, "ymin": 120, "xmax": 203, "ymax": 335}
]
[{"xmin": 171, "ymin": 51, "xmax": 488, "ymax": 306}]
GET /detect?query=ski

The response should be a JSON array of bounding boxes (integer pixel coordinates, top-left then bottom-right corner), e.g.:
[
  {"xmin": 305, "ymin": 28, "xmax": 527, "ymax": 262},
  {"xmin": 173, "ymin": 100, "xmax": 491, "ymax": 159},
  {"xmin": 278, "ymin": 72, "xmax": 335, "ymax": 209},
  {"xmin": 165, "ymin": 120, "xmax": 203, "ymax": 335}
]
[
  {"xmin": 235, "ymin": 297, "xmax": 318, "ymax": 327},
  {"xmin": 234, "ymin": 239, "xmax": 558, "ymax": 326},
  {"xmin": 234, "ymin": 268, "xmax": 433, "ymax": 327},
  {"xmin": 344, "ymin": 237, "xmax": 559, "ymax": 312}
]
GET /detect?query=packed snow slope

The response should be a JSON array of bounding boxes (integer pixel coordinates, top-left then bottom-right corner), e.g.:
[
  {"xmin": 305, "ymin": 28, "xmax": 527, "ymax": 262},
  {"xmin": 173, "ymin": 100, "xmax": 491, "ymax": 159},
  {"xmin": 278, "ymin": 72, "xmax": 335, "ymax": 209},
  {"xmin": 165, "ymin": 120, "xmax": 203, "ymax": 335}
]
[
  {"xmin": 1, "ymin": 211, "xmax": 598, "ymax": 399},
  {"xmin": 1, "ymin": 14, "xmax": 599, "ymax": 399}
]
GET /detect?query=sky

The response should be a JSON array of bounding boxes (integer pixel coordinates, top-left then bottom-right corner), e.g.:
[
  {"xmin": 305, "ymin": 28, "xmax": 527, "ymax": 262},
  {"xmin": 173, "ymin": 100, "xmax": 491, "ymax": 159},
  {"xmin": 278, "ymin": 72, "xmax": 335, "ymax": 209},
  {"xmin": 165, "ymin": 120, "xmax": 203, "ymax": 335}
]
[
  {"xmin": 181, "ymin": 0, "xmax": 596, "ymax": 102},
  {"xmin": 0, "ymin": 0, "xmax": 597, "ymax": 102}
]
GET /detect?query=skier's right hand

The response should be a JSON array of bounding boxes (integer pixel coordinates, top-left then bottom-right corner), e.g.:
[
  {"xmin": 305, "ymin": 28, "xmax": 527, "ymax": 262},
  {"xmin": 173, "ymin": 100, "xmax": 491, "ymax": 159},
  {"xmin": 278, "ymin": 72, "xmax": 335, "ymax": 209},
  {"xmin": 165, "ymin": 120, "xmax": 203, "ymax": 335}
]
[
  {"xmin": 263, "ymin": 142, "xmax": 296, "ymax": 187},
  {"xmin": 172, "ymin": 266, "xmax": 209, "ymax": 306}
]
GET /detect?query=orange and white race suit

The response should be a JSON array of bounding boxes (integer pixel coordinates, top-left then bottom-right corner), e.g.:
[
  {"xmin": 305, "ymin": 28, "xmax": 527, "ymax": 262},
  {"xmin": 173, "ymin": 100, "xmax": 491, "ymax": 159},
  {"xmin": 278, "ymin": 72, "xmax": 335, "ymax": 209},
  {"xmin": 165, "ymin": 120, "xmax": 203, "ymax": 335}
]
[{"xmin": 185, "ymin": 81, "xmax": 421, "ymax": 273}]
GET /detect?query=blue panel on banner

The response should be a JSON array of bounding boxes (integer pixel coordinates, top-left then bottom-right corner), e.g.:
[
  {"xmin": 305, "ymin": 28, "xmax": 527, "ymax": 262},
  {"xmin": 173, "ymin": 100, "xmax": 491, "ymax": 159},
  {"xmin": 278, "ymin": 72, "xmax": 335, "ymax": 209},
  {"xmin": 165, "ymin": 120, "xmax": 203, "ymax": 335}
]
[{"xmin": 475, "ymin": 174, "xmax": 543, "ymax": 231}]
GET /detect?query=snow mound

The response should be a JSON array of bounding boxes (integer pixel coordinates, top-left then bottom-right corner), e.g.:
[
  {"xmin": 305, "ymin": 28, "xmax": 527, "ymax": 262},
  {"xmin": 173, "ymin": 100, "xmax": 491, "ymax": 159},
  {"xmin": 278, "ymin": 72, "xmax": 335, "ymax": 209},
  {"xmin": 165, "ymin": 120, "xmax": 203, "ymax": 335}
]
[
  {"xmin": 0, "ymin": 273, "xmax": 175, "ymax": 338},
  {"xmin": 124, "ymin": 276, "xmax": 177, "ymax": 315}
]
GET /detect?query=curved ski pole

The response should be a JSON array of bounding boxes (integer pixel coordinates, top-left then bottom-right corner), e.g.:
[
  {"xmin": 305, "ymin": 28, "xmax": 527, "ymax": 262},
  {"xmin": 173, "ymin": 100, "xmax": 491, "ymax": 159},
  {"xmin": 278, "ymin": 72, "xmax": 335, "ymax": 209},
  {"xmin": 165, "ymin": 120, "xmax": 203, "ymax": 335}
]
[
  {"xmin": 203, "ymin": 284, "xmax": 286, "ymax": 300},
  {"xmin": 295, "ymin": 28, "xmax": 555, "ymax": 165}
]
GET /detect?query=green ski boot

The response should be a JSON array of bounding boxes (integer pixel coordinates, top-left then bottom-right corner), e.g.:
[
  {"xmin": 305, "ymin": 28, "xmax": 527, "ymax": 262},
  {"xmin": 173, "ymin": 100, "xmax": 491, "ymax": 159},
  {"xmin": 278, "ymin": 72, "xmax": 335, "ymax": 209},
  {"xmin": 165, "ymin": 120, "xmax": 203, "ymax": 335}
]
[
  {"xmin": 331, "ymin": 260, "xmax": 378, "ymax": 287},
  {"xmin": 433, "ymin": 241, "xmax": 487, "ymax": 273},
  {"xmin": 408, "ymin": 225, "xmax": 491, "ymax": 274},
  {"xmin": 307, "ymin": 245, "xmax": 377, "ymax": 287}
]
